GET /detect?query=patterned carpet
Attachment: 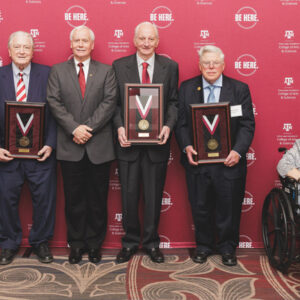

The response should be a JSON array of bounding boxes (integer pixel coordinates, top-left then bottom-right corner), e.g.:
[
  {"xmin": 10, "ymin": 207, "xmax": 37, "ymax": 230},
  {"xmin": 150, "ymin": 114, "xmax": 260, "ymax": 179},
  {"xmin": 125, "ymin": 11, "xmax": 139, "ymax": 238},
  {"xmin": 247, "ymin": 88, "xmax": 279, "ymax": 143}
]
[{"xmin": 0, "ymin": 249, "xmax": 299, "ymax": 299}]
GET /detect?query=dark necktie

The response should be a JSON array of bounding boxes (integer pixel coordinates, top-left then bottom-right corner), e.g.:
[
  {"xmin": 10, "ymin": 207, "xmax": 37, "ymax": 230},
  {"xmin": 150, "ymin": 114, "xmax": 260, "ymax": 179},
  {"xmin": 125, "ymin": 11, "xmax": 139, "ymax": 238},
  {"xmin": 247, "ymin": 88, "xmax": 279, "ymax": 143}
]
[
  {"xmin": 142, "ymin": 62, "xmax": 150, "ymax": 84},
  {"xmin": 78, "ymin": 62, "xmax": 86, "ymax": 98}
]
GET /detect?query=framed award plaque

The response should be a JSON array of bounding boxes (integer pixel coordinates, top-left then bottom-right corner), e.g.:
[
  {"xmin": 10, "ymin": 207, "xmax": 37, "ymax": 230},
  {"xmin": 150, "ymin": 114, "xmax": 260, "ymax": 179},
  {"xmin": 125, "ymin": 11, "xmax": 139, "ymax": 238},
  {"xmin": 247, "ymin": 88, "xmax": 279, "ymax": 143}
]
[
  {"xmin": 125, "ymin": 83, "xmax": 163, "ymax": 144},
  {"xmin": 190, "ymin": 102, "xmax": 231, "ymax": 164},
  {"xmin": 5, "ymin": 101, "xmax": 45, "ymax": 159}
]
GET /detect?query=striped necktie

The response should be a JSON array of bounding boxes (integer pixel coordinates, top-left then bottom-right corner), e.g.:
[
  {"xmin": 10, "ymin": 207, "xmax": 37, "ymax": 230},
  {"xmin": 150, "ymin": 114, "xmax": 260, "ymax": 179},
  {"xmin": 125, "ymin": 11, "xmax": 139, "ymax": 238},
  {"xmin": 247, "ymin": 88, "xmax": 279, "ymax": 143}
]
[{"xmin": 16, "ymin": 72, "xmax": 27, "ymax": 102}]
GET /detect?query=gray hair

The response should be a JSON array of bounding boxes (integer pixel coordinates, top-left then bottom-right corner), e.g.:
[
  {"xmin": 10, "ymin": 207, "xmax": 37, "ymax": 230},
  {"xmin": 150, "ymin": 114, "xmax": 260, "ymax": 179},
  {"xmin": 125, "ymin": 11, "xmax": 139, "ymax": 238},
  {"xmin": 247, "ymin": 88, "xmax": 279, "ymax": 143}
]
[
  {"xmin": 70, "ymin": 25, "xmax": 95, "ymax": 41},
  {"xmin": 198, "ymin": 45, "xmax": 225, "ymax": 62},
  {"xmin": 8, "ymin": 31, "xmax": 34, "ymax": 48},
  {"xmin": 134, "ymin": 22, "xmax": 159, "ymax": 39}
]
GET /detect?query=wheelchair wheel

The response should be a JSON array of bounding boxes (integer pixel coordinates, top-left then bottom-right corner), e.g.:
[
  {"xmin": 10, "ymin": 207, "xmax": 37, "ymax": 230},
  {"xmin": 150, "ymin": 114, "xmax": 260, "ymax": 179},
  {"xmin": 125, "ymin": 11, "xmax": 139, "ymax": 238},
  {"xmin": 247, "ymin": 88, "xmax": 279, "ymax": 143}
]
[{"xmin": 262, "ymin": 188, "xmax": 296, "ymax": 273}]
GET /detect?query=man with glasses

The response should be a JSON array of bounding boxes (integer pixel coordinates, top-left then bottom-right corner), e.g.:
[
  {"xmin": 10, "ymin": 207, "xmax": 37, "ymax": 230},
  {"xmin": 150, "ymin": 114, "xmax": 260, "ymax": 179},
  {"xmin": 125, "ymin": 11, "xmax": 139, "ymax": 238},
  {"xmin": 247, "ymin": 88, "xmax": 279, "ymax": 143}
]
[{"xmin": 175, "ymin": 45, "xmax": 255, "ymax": 266}]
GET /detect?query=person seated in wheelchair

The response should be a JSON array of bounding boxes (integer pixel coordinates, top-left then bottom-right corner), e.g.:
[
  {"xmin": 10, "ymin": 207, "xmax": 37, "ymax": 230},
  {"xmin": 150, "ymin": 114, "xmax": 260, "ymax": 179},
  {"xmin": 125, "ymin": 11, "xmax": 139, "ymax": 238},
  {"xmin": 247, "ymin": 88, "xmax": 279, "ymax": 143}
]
[{"xmin": 277, "ymin": 139, "xmax": 300, "ymax": 214}]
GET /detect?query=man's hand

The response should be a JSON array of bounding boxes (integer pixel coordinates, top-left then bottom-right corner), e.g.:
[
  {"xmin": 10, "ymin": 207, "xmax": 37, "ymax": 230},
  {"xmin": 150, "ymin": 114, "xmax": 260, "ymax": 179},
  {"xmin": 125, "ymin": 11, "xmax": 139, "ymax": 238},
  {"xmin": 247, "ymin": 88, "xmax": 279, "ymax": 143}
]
[
  {"xmin": 73, "ymin": 125, "xmax": 93, "ymax": 144},
  {"xmin": 224, "ymin": 150, "xmax": 240, "ymax": 167},
  {"xmin": 186, "ymin": 145, "xmax": 198, "ymax": 166},
  {"xmin": 118, "ymin": 127, "xmax": 131, "ymax": 147},
  {"xmin": 37, "ymin": 145, "xmax": 52, "ymax": 162},
  {"xmin": 0, "ymin": 148, "xmax": 13, "ymax": 162},
  {"xmin": 287, "ymin": 168, "xmax": 300, "ymax": 181},
  {"xmin": 158, "ymin": 126, "xmax": 170, "ymax": 145}
]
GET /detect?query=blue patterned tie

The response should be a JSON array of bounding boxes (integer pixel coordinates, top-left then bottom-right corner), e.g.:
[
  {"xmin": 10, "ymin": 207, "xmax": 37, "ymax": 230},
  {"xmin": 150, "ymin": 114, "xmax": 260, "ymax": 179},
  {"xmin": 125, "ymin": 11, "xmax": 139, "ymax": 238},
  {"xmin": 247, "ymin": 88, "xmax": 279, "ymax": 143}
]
[{"xmin": 207, "ymin": 85, "xmax": 216, "ymax": 103}]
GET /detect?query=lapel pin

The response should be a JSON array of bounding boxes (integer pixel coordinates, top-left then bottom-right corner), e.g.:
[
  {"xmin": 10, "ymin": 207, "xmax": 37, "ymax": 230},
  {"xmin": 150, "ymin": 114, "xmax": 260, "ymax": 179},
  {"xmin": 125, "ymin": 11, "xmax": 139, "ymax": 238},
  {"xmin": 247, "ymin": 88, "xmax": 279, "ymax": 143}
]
[
  {"xmin": 197, "ymin": 86, "xmax": 201, "ymax": 91},
  {"xmin": 89, "ymin": 74, "xmax": 93, "ymax": 77}
]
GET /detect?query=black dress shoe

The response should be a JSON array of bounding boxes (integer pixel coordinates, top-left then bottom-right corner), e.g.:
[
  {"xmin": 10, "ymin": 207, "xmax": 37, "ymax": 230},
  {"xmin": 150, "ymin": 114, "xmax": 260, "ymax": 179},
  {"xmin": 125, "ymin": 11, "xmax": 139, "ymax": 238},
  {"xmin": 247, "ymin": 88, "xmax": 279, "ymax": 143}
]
[
  {"xmin": 192, "ymin": 251, "xmax": 210, "ymax": 264},
  {"xmin": 116, "ymin": 247, "xmax": 137, "ymax": 263},
  {"xmin": 0, "ymin": 248, "xmax": 18, "ymax": 265},
  {"xmin": 145, "ymin": 248, "xmax": 164, "ymax": 263},
  {"xmin": 88, "ymin": 248, "xmax": 101, "ymax": 263},
  {"xmin": 69, "ymin": 248, "xmax": 85, "ymax": 264},
  {"xmin": 222, "ymin": 253, "xmax": 237, "ymax": 266},
  {"xmin": 33, "ymin": 242, "xmax": 53, "ymax": 263}
]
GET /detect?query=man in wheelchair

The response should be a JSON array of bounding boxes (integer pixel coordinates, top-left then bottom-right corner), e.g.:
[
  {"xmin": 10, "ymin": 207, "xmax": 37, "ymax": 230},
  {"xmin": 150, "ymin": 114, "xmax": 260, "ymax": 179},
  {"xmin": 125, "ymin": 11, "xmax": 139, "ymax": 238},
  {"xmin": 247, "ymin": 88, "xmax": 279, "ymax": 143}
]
[
  {"xmin": 261, "ymin": 139, "xmax": 300, "ymax": 273},
  {"xmin": 277, "ymin": 139, "xmax": 300, "ymax": 214},
  {"xmin": 277, "ymin": 139, "xmax": 300, "ymax": 181}
]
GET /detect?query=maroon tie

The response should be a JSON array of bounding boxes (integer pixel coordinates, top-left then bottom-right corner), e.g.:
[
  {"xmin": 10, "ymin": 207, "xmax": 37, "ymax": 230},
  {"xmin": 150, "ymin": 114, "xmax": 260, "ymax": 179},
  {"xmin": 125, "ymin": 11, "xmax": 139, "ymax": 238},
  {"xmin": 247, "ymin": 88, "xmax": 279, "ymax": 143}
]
[
  {"xmin": 78, "ymin": 62, "xmax": 86, "ymax": 98},
  {"xmin": 142, "ymin": 62, "xmax": 150, "ymax": 84}
]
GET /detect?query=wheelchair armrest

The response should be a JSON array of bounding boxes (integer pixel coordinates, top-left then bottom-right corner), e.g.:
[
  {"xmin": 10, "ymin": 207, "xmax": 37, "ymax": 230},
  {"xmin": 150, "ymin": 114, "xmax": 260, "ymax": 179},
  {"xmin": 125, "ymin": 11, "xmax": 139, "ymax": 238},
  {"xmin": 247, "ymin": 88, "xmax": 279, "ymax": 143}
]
[
  {"xmin": 279, "ymin": 175, "xmax": 298, "ymax": 190},
  {"xmin": 278, "ymin": 147, "xmax": 287, "ymax": 153}
]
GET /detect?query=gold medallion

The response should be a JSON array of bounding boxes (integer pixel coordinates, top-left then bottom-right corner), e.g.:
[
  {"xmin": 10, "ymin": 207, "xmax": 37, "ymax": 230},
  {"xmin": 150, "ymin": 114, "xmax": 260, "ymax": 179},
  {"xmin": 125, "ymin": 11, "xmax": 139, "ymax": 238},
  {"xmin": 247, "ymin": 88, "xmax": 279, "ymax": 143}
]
[
  {"xmin": 19, "ymin": 136, "xmax": 30, "ymax": 147},
  {"xmin": 207, "ymin": 138, "xmax": 218, "ymax": 151},
  {"xmin": 138, "ymin": 119, "xmax": 149, "ymax": 131}
]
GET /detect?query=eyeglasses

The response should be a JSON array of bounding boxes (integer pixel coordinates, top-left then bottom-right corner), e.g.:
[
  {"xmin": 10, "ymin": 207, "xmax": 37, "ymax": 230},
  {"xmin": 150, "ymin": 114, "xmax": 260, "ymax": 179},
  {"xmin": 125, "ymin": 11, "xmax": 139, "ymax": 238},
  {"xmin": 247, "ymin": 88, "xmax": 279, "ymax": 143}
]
[{"xmin": 200, "ymin": 61, "xmax": 223, "ymax": 68}]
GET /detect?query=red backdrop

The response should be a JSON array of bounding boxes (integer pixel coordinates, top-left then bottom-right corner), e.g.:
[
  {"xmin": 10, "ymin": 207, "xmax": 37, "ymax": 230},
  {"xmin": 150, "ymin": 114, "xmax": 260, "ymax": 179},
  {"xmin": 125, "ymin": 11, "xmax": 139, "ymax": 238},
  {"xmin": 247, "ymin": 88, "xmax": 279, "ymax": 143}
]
[{"xmin": 0, "ymin": 0, "xmax": 299, "ymax": 249}]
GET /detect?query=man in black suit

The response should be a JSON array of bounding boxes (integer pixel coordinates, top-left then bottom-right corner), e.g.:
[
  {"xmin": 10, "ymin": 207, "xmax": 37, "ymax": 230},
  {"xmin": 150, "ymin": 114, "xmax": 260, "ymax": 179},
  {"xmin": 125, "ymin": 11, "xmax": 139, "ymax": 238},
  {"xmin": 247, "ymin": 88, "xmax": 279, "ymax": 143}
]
[
  {"xmin": 175, "ymin": 45, "xmax": 255, "ymax": 266},
  {"xmin": 113, "ymin": 22, "xmax": 178, "ymax": 263}
]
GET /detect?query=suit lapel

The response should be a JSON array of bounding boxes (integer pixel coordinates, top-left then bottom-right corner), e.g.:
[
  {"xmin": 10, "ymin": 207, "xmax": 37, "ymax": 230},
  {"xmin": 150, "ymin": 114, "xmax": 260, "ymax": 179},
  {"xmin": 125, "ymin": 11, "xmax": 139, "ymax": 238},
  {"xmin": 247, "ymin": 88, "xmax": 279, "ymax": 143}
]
[
  {"xmin": 84, "ymin": 60, "xmax": 96, "ymax": 102},
  {"xmin": 219, "ymin": 75, "xmax": 233, "ymax": 104},
  {"xmin": 2, "ymin": 65, "xmax": 16, "ymax": 100},
  {"xmin": 27, "ymin": 63, "xmax": 40, "ymax": 101},
  {"xmin": 126, "ymin": 55, "xmax": 140, "ymax": 83},
  {"xmin": 67, "ymin": 59, "xmax": 83, "ymax": 101},
  {"xmin": 193, "ymin": 76, "xmax": 204, "ymax": 104},
  {"xmin": 152, "ymin": 55, "xmax": 166, "ymax": 84}
]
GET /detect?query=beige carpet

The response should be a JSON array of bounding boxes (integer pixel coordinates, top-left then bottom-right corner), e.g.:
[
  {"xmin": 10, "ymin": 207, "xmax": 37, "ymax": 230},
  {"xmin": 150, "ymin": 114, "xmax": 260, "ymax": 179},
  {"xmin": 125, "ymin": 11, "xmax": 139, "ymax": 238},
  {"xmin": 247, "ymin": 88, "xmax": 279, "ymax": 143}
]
[{"xmin": 0, "ymin": 249, "xmax": 299, "ymax": 300}]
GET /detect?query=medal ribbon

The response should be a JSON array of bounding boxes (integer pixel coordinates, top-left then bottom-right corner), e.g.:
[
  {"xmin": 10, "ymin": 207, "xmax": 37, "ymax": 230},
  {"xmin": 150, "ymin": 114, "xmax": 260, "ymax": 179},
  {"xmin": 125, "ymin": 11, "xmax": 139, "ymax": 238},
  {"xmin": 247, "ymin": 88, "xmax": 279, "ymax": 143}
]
[
  {"xmin": 16, "ymin": 113, "xmax": 34, "ymax": 136},
  {"xmin": 135, "ymin": 95, "xmax": 152, "ymax": 120},
  {"xmin": 202, "ymin": 114, "xmax": 219, "ymax": 135}
]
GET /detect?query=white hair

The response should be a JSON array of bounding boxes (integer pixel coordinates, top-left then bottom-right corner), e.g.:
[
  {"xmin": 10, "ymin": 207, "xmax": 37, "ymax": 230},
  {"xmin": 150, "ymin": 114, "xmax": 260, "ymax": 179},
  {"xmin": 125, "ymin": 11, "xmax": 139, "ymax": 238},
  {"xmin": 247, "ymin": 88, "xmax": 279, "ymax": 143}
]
[
  {"xmin": 70, "ymin": 25, "xmax": 95, "ymax": 41},
  {"xmin": 8, "ymin": 31, "xmax": 34, "ymax": 48},
  {"xmin": 198, "ymin": 45, "xmax": 225, "ymax": 62},
  {"xmin": 134, "ymin": 21, "xmax": 159, "ymax": 39}
]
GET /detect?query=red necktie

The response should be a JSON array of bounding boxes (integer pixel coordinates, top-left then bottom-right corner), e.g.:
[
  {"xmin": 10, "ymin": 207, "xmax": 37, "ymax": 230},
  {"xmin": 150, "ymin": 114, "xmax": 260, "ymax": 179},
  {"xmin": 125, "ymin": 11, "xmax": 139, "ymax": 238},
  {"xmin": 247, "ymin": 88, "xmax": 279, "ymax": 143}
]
[
  {"xmin": 16, "ymin": 72, "xmax": 27, "ymax": 102},
  {"xmin": 142, "ymin": 62, "xmax": 150, "ymax": 84},
  {"xmin": 78, "ymin": 62, "xmax": 86, "ymax": 98}
]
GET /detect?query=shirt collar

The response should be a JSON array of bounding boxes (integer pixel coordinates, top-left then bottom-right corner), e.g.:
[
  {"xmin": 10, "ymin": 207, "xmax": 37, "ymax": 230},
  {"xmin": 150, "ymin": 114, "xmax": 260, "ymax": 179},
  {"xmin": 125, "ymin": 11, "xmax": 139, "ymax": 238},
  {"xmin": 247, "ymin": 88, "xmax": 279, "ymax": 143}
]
[
  {"xmin": 12, "ymin": 62, "xmax": 31, "ymax": 76},
  {"xmin": 202, "ymin": 74, "xmax": 223, "ymax": 88},
  {"xmin": 74, "ymin": 57, "xmax": 91, "ymax": 67},
  {"xmin": 136, "ymin": 53, "xmax": 155, "ymax": 68}
]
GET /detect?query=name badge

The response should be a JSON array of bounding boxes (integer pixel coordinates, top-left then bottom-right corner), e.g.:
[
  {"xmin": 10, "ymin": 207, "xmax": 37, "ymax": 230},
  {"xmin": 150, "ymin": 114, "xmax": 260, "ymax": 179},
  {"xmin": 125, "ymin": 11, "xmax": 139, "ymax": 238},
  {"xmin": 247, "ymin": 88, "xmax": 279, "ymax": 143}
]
[{"xmin": 230, "ymin": 105, "xmax": 242, "ymax": 117}]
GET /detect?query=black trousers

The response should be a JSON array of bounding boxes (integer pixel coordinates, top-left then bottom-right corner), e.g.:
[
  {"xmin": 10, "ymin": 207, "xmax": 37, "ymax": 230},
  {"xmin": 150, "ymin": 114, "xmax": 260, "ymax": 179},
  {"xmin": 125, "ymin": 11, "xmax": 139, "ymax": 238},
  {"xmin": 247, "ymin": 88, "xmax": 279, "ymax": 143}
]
[
  {"xmin": 0, "ymin": 160, "xmax": 56, "ymax": 249},
  {"xmin": 186, "ymin": 164, "xmax": 246, "ymax": 254},
  {"xmin": 118, "ymin": 151, "xmax": 167, "ymax": 249},
  {"xmin": 60, "ymin": 153, "xmax": 111, "ymax": 249}
]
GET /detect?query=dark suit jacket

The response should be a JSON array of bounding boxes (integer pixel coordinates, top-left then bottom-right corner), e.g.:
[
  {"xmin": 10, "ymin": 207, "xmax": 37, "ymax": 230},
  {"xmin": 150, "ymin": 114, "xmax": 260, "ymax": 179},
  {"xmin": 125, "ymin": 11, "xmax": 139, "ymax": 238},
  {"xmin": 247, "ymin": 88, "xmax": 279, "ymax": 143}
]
[
  {"xmin": 47, "ymin": 59, "xmax": 117, "ymax": 164},
  {"xmin": 113, "ymin": 53, "xmax": 179, "ymax": 163},
  {"xmin": 175, "ymin": 74, "xmax": 255, "ymax": 178},
  {"xmin": 0, "ymin": 63, "xmax": 57, "ymax": 170}
]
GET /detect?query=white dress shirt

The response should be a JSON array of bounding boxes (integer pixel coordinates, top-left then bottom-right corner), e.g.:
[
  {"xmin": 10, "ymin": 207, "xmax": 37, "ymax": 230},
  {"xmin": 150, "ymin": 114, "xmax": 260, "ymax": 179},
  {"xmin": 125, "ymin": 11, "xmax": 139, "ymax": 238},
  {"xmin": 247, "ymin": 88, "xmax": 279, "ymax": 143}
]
[
  {"xmin": 203, "ymin": 75, "xmax": 223, "ymax": 103},
  {"xmin": 12, "ymin": 62, "xmax": 31, "ymax": 99},
  {"xmin": 136, "ymin": 53, "xmax": 155, "ymax": 83},
  {"xmin": 74, "ymin": 57, "xmax": 91, "ymax": 82}
]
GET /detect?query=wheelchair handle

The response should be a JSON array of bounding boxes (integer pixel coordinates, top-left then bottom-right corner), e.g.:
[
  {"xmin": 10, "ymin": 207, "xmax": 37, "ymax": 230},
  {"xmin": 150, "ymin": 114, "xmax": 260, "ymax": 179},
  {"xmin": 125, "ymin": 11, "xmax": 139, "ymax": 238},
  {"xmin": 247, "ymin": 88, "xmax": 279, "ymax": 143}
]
[{"xmin": 278, "ymin": 147, "xmax": 287, "ymax": 153}]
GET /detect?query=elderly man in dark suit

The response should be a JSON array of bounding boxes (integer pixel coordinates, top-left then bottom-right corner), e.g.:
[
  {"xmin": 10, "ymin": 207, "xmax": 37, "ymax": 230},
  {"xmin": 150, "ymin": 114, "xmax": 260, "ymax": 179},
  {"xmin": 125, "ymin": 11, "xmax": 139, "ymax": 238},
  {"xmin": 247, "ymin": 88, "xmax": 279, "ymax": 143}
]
[
  {"xmin": 113, "ymin": 21, "xmax": 178, "ymax": 263},
  {"xmin": 47, "ymin": 25, "xmax": 117, "ymax": 264},
  {"xmin": 0, "ymin": 31, "xmax": 57, "ymax": 265},
  {"xmin": 175, "ymin": 45, "xmax": 255, "ymax": 266}
]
